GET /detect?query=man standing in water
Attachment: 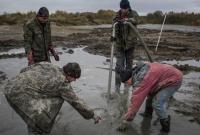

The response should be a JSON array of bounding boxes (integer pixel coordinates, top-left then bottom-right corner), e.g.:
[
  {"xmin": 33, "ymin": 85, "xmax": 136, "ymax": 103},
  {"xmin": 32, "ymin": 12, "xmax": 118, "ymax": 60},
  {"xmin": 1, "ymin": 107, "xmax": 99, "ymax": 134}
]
[
  {"xmin": 113, "ymin": 0, "xmax": 139, "ymax": 93},
  {"xmin": 23, "ymin": 7, "xmax": 59, "ymax": 66},
  {"xmin": 118, "ymin": 62, "xmax": 182, "ymax": 132},
  {"xmin": 4, "ymin": 62, "xmax": 101, "ymax": 135}
]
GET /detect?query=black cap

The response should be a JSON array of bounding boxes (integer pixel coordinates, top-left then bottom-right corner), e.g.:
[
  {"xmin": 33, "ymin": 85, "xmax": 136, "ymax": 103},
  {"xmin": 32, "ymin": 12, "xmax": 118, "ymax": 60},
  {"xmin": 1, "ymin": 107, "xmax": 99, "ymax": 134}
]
[
  {"xmin": 120, "ymin": 69, "xmax": 132, "ymax": 83},
  {"xmin": 63, "ymin": 62, "xmax": 81, "ymax": 78},
  {"xmin": 120, "ymin": 0, "xmax": 131, "ymax": 9},
  {"xmin": 37, "ymin": 7, "xmax": 49, "ymax": 17}
]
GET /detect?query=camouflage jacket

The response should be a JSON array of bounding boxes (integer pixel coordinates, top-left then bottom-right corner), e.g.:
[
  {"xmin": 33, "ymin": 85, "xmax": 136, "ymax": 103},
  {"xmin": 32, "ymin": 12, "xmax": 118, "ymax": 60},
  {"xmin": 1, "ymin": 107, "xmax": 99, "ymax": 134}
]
[
  {"xmin": 23, "ymin": 18, "xmax": 52, "ymax": 63},
  {"xmin": 113, "ymin": 9, "xmax": 139, "ymax": 49},
  {"xmin": 4, "ymin": 62, "xmax": 94, "ymax": 133}
]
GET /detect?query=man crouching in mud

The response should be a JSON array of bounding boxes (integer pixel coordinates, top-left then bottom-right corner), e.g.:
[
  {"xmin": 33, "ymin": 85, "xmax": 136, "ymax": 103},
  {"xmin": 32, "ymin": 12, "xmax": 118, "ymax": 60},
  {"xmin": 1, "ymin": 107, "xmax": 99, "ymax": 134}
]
[
  {"xmin": 4, "ymin": 62, "xmax": 101, "ymax": 135},
  {"xmin": 117, "ymin": 62, "xmax": 183, "ymax": 133}
]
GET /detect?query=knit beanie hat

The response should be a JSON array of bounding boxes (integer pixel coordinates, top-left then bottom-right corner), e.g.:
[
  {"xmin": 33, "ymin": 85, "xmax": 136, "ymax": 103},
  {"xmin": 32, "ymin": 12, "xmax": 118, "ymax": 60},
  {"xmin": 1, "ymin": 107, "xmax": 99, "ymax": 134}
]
[
  {"xmin": 37, "ymin": 7, "xmax": 49, "ymax": 17},
  {"xmin": 120, "ymin": 0, "xmax": 131, "ymax": 9},
  {"xmin": 120, "ymin": 69, "xmax": 132, "ymax": 83}
]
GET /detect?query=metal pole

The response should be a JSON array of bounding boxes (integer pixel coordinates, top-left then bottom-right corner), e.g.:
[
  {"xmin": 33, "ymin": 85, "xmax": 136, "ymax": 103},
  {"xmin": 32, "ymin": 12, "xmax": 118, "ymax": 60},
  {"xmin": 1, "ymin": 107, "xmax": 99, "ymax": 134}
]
[
  {"xmin": 107, "ymin": 22, "xmax": 118, "ymax": 98},
  {"xmin": 124, "ymin": 22, "xmax": 153, "ymax": 62},
  {"xmin": 155, "ymin": 13, "xmax": 167, "ymax": 52}
]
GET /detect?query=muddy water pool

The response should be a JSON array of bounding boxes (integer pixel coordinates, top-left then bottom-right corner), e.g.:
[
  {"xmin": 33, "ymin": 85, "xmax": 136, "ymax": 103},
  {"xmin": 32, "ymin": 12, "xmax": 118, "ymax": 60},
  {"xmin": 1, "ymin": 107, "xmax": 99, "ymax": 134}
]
[{"xmin": 0, "ymin": 48, "xmax": 199, "ymax": 135}]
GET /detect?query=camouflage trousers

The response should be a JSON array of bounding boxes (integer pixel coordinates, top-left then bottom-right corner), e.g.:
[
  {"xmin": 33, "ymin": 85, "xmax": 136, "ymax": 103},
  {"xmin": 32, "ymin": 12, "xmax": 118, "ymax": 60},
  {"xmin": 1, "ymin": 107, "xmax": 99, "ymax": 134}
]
[
  {"xmin": 115, "ymin": 47, "xmax": 134, "ymax": 93},
  {"xmin": 5, "ymin": 95, "xmax": 51, "ymax": 135}
]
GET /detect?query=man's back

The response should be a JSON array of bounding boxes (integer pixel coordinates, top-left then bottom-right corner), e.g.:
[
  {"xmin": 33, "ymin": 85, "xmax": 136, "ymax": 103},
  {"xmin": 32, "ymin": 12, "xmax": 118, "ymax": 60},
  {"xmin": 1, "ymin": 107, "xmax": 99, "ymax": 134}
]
[
  {"xmin": 4, "ymin": 62, "xmax": 67, "ymax": 132},
  {"xmin": 5, "ymin": 62, "xmax": 65, "ymax": 96}
]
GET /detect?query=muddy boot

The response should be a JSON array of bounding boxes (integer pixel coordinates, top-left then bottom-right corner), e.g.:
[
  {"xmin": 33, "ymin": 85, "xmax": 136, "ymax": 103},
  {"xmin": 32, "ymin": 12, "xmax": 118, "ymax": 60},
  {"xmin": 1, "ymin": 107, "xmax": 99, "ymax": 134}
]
[{"xmin": 160, "ymin": 115, "xmax": 171, "ymax": 132}]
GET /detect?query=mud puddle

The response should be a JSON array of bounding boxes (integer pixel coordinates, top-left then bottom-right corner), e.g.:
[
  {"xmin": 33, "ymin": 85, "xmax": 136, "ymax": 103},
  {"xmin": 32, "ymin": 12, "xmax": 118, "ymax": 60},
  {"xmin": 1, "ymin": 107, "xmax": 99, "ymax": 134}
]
[{"xmin": 0, "ymin": 48, "xmax": 200, "ymax": 135}]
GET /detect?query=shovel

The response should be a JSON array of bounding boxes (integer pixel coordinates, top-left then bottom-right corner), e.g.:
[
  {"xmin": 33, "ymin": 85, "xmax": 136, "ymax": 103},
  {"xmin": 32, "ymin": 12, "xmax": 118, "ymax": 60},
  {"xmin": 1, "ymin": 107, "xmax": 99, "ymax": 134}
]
[{"xmin": 107, "ymin": 22, "xmax": 118, "ymax": 98}]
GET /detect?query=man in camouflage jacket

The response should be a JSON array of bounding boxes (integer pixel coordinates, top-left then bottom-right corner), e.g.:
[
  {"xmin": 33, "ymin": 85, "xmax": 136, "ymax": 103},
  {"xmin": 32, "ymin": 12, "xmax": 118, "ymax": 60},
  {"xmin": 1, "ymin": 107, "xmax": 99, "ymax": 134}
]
[
  {"xmin": 4, "ymin": 62, "xmax": 101, "ymax": 135},
  {"xmin": 23, "ymin": 7, "xmax": 59, "ymax": 65},
  {"xmin": 113, "ymin": 0, "xmax": 139, "ymax": 93}
]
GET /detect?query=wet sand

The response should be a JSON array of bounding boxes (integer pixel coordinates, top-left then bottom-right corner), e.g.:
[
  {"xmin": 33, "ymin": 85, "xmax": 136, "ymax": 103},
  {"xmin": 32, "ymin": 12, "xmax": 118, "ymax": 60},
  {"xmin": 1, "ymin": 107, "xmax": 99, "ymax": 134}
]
[
  {"xmin": 0, "ymin": 48, "xmax": 200, "ymax": 135},
  {"xmin": 0, "ymin": 24, "xmax": 200, "ymax": 134}
]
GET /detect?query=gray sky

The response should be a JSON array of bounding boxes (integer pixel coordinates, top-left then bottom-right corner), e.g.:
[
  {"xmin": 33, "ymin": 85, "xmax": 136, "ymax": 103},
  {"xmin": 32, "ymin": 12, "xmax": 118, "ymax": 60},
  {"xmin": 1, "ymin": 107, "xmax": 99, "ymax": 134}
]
[{"xmin": 0, "ymin": 0, "xmax": 199, "ymax": 15}]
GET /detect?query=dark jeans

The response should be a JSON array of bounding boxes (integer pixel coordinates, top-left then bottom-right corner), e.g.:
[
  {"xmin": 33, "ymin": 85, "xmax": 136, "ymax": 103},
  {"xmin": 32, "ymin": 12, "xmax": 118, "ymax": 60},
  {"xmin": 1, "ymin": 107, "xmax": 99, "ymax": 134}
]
[{"xmin": 115, "ymin": 47, "xmax": 134, "ymax": 92}]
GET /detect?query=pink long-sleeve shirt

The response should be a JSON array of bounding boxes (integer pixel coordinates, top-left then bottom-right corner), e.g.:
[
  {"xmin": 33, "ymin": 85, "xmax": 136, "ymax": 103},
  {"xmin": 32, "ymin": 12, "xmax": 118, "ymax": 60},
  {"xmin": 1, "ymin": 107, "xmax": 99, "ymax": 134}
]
[{"xmin": 127, "ymin": 62, "xmax": 183, "ymax": 117}]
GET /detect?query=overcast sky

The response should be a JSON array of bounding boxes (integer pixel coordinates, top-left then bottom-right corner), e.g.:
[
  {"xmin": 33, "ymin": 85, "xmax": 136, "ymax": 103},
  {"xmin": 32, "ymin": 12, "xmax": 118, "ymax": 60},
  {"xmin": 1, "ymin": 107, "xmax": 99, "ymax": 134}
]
[{"xmin": 0, "ymin": 0, "xmax": 199, "ymax": 15}]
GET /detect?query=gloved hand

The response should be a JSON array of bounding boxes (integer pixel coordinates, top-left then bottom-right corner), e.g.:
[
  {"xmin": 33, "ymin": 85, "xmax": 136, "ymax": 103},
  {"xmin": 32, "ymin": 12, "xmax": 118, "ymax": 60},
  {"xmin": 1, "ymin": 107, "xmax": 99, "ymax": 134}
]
[
  {"xmin": 48, "ymin": 45, "xmax": 59, "ymax": 61},
  {"xmin": 27, "ymin": 51, "xmax": 34, "ymax": 66},
  {"xmin": 117, "ymin": 120, "xmax": 129, "ymax": 132},
  {"xmin": 93, "ymin": 114, "xmax": 102, "ymax": 124}
]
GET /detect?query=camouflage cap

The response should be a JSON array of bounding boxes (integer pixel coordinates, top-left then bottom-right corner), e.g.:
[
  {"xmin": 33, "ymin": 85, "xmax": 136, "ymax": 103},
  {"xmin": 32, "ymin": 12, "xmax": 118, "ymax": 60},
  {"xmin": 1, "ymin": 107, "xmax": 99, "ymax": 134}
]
[
  {"xmin": 63, "ymin": 62, "xmax": 81, "ymax": 78},
  {"xmin": 37, "ymin": 7, "xmax": 49, "ymax": 17}
]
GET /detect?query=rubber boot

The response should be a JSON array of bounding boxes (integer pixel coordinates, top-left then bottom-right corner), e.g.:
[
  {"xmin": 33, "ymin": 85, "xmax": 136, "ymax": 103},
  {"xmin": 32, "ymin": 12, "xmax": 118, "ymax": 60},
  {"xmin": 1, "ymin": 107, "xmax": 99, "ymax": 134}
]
[
  {"xmin": 115, "ymin": 73, "xmax": 121, "ymax": 93},
  {"xmin": 140, "ymin": 96, "xmax": 153, "ymax": 117},
  {"xmin": 160, "ymin": 115, "xmax": 171, "ymax": 132}
]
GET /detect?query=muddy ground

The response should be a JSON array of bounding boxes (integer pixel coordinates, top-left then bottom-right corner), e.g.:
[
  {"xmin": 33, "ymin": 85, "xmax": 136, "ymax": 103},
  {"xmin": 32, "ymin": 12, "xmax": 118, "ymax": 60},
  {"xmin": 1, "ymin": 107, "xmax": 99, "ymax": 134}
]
[
  {"xmin": 0, "ymin": 24, "xmax": 200, "ymax": 60},
  {"xmin": 0, "ymin": 24, "xmax": 200, "ymax": 134}
]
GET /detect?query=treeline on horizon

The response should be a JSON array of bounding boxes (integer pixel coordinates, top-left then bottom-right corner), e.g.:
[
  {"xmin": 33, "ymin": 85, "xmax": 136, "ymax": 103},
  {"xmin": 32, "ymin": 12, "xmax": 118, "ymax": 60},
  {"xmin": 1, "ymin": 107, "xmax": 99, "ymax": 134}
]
[{"xmin": 0, "ymin": 10, "xmax": 199, "ymax": 26}]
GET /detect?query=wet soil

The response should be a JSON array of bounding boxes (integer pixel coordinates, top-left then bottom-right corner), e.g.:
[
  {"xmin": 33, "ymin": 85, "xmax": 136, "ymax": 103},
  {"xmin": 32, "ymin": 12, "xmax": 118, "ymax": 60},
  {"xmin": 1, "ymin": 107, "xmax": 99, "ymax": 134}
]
[
  {"xmin": 0, "ymin": 48, "xmax": 200, "ymax": 135},
  {"xmin": 0, "ymin": 24, "xmax": 200, "ymax": 61},
  {"xmin": 0, "ymin": 24, "xmax": 200, "ymax": 134}
]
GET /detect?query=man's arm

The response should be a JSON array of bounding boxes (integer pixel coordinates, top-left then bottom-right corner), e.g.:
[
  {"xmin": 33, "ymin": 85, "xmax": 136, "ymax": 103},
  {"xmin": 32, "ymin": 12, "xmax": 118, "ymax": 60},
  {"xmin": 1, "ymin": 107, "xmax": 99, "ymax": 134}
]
[
  {"xmin": 124, "ymin": 78, "xmax": 152, "ymax": 121},
  {"xmin": 60, "ymin": 82, "xmax": 94, "ymax": 120},
  {"xmin": 113, "ymin": 11, "xmax": 121, "ymax": 23},
  {"xmin": 23, "ymin": 23, "xmax": 34, "ymax": 65},
  {"xmin": 23, "ymin": 24, "xmax": 33, "ymax": 55},
  {"xmin": 128, "ymin": 10, "xmax": 139, "ymax": 26},
  {"xmin": 47, "ymin": 21, "xmax": 52, "ymax": 45},
  {"xmin": 47, "ymin": 22, "xmax": 59, "ymax": 61}
]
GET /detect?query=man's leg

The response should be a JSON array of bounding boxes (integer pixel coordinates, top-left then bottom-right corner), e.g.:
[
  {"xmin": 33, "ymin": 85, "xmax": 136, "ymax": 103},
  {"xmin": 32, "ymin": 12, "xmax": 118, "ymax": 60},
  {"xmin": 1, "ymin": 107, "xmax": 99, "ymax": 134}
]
[
  {"xmin": 152, "ymin": 82, "xmax": 182, "ymax": 132},
  {"xmin": 115, "ymin": 48, "xmax": 125, "ymax": 93},
  {"xmin": 125, "ymin": 47, "xmax": 134, "ymax": 70},
  {"xmin": 141, "ymin": 95, "xmax": 154, "ymax": 117},
  {"xmin": 124, "ymin": 47, "xmax": 134, "ymax": 92}
]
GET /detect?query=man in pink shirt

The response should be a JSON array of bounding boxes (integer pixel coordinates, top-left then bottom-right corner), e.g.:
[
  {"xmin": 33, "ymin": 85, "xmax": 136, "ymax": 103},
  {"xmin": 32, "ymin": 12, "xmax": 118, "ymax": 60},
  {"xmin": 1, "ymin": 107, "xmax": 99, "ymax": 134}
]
[{"xmin": 118, "ymin": 62, "xmax": 183, "ymax": 132}]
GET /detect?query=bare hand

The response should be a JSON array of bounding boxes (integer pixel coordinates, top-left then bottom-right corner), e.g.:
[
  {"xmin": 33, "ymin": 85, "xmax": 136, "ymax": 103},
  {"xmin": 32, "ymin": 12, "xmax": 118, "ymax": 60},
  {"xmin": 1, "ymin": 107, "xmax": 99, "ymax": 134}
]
[
  {"xmin": 93, "ymin": 115, "xmax": 102, "ymax": 124},
  {"xmin": 124, "ymin": 111, "xmax": 135, "ymax": 121},
  {"xmin": 27, "ymin": 51, "xmax": 34, "ymax": 66},
  {"xmin": 54, "ymin": 54, "xmax": 59, "ymax": 61}
]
